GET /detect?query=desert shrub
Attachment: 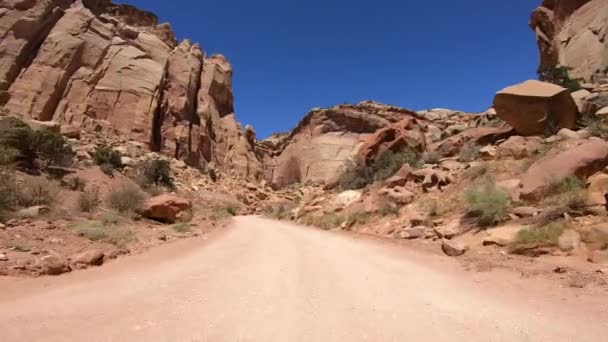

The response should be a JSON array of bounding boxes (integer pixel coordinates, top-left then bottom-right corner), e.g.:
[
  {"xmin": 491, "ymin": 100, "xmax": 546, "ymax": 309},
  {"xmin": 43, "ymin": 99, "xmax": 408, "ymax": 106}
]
[
  {"xmin": 65, "ymin": 176, "xmax": 86, "ymax": 192},
  {"xmin": 589, "ymin": 95, "xmax": 608, "ymax": 110},
  {"xmin": 0, "ymin": 118, "xmax": 73, "ymax": 169},
  {"xmin": 137, "ymin": 159, "xmax": 174, "ymax": 189},
  {"xmin": 421, "ymin": 151, "xmax": 441, "ymax": 165},
  {"xmin": 15, "ymin": 177, "xmax": 60, "ymax": 207},
  {"xmin": 35, "ymin": 130, "xmax": 74, "ymax": 167},
  {"xmin": 463, "ymin": 164, "xmax": 488, "ymax": 180},
  {"xmin": 99, "ymin": 163, "xmax": 115, "ymax": 176},
  {"xmin": 547, "ymin": 176, "xmax": 585, "ymax": 195},
  {"xmin": 312, "ymin": 214, "xmax": 344, "ymax": 230},
  {"xmin": 338, "ymin": 149, "xmax": 421, "ymax": 190},
  {"xmin": 98, "ymin": 211, "xmax": 123, "ymax": 226},
  {"xmin": 172, "ymin": 222, "xmax": 191, "ymax": 233},
  {"xmin": 542, "ymin": 176, "xmax": 587, "ymax": 209},
  {"xmin": 145, "ymin": 184, "xmax": 165, "ymax": 196},
  {"xmin": 338, "ymin": 160, "xmax": 374, "ymax": 190},
  {"xmin": 0, "ymin": 145, "xmax": 18, "ymax": 166},
  {"xmin": 0, "ymin": 175, "xmax": 17, "ymax": 221},
  {"xmin": 509, "ymin": 221, "xmax": 566, "ymax": 254},
  {"xmin": 108, "ymin": 183, "xmax": 146, "ymax": 215},
  {"xmin": 582, "ymin": 115, "xmax": 608, "ymax": 139},
  {"xmin": 225, "ymin": 206, "xmax": 237, "ymax": 216},
  {"xmin": 464, "ymin": 178, "xmax": 510, "ymax": 227},
  {"xmin": 458, "ymin": 143, "xmax": 480, "ymax": 163},
  {"xmin": 344, "ymin": 211, "xmax": 371, "ymax": 227},
  {"xmin": 423, "ymin": 199, "xmax": 443, "ymax": 218},
  {"xmin": 373, "ymin": 150, "xmax": 421, "ymax": 181},
  {"xmin": 105, "ymin": 228, "xmax": 135, "ymax": 249},
  {"xmin": 72, "ymin": 220, "xmax": 109, "ymax": 241},
  {"xmin": 378, "ymin": 199, "xmax": 400, "ymax": 217},
  {"xmin": 77, "ymin": 187, "xmax": 101, "ymax": 213},
  {"xmin": 537, "ymin": 65, "xmax": 581, "ymax": 92},
  {"xmin": 93, "ymin": 146, "xmax": 122, "ymax": 172},
  {"xmin": 72, "ymin": 220, "xmax": 134, "ymax": 248},
  {"xmin": 266, "ymin": 204, "xmax": 295, "ymax": 220}
]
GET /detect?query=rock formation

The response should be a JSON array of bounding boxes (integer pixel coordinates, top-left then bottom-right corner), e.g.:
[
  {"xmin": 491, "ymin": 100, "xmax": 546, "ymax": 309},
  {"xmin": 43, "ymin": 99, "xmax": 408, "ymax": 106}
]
[
  {"xmin": 0, "ymin": 0, "xmax": 262, "ymax": 179},
  {"xmin": 531, "ymin": 0, "xmax": 608, "ymax": 81},
  {"xmin": 259, "ymin": 101, "xmax": 421, "ymax": 189},
  {"xmin": 493, "ymin": 80, "xmax": 577, "ymax": 136}
]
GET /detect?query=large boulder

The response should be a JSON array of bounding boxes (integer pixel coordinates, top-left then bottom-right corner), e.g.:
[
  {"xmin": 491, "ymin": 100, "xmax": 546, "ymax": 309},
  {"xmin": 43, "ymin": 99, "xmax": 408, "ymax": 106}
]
[
  {"xmin": 483, "ymin": 225, "xmax": 527, "ymax": 247},
  {"xmin": 358, "ymin": 116, "xmax": 427, "ymax": 165},
  {"xmin": 520, "ymin": 139, "xmax": 608, "ymax": 199},
  {"xmin": 442, "ymin": 239, "xmax": 469, "ymax": 257},
  {"xmin": 530, "ymin": 0, "xmax": 608, "ymax": 81},
  {"xmin": 71, "ymin": 250, "xmax": 105, "ymax": 268},
  {"xmin": 493, "ymin": 80, "xmax": 578, "ymax": 136},
  {"xmin": 36, "ymin": 255, "xmax": 71, "ymax": 276},
  {"xmin": 497, "ymin": 136, "xmax": 544, "ymax": 159},
  {"xmin": 141, "ymin": 194, "xmax": 192, "ymax": 223}
]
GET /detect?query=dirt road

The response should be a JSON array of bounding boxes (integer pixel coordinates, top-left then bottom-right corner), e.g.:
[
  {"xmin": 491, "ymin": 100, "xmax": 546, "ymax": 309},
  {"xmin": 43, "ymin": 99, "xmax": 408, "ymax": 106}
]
[{"xmin": 1, "ymin": 216, "xmax": 607, "ymax": 341}]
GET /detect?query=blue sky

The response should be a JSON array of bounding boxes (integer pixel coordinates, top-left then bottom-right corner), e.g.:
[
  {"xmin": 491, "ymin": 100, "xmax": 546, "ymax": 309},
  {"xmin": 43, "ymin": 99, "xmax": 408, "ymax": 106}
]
[{"xmin": 119, "ymin": 0, "xmax": 540, "ymax": 138}]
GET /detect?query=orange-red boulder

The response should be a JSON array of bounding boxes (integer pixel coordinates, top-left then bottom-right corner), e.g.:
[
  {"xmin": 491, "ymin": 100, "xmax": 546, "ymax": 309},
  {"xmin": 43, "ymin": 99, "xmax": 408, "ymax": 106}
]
[{"xmin": 141, "ymin": 194, "xmax": 192, "ymax": 223}]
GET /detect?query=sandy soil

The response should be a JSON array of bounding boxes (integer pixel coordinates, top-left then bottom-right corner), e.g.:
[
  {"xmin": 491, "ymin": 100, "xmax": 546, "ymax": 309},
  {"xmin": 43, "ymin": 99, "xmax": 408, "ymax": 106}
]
[{"xmin": 1, "ymin": 216, "xmax": 607, "ymax": 341}]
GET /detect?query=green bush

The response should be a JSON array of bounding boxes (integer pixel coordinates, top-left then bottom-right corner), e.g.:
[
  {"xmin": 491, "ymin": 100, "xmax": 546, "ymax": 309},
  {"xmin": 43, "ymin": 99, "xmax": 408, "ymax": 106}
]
[
  {"xmin": 225, "ymin": 206, "xmax": 237, "ymax": 216},
  {"xmin": 464, "ymin": 178, "xmax": 510, "ymax": 227},
  {"xmin": 93, "ymin": 146, "xmax": 122, "ymax": 175},
  {"xmin": 138, "ymin": 159, "xmax": 174, "ymax": 189},
  {"xmin": 373, "ymin": 150, "xmax": 421, "ymax": 181},
  {"xmin": 0, "ymin": 118, "xmax": 73, "ymax": 169},
  {"xmin": 108, "ymin": 183, "xmax": 146, "ymax": 215},
  {"xmin": 458, "ymin": 143, "xmax": 480, "ymax": 163},
  {"xmin": 35, "ymin": 130, "xmax": 74, "ymax": 167},
  {"xmin": 537, "ymin": 65, "xmax": 581, "ymax": 92},
  {"xmin": 0, "ymin": 145, "xmax": 18, "ymax": 166}
]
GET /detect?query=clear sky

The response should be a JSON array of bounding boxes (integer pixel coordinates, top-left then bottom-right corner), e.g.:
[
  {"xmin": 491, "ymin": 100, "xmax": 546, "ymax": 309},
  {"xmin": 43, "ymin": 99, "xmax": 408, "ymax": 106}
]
[{"xmin": 118, "ymin": 0, "xmax": 540, "ymax": 138}]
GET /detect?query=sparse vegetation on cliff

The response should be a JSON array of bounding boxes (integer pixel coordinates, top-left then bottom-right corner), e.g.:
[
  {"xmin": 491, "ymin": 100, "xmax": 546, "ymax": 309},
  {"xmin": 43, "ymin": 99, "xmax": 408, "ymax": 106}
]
[{"xmin": 537, "ymin": 65, "xmax": 581, "ymax": 92}]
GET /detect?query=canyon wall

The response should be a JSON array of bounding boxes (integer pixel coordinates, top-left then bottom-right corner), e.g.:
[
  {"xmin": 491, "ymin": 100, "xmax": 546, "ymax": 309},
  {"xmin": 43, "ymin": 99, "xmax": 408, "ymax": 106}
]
[
  {"xmin": 0, "ymin": 0, "xmax": 262, "ymax": 179},
  {"xmin": 531, "ymin": 0, "xmax": 608, "ymax": 80}
]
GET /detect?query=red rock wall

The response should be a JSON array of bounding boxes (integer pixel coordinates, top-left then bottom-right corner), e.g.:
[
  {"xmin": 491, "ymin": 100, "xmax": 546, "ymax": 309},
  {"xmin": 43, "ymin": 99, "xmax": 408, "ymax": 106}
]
[
  {"xmin": 0, "ymin": 0, "xmax": 262, "ymax": 179},
  {"xmin": 531, "ymin": 0, "xmax": 608, "ymax": 80}
]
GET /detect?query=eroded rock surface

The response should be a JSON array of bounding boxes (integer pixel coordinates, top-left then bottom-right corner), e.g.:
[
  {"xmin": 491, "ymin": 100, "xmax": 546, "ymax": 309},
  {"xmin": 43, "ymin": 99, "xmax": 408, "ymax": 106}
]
[
  {"xmin": 531, "ymin": 0, "xmax": 608, "ymax": 81},
  {"xmin": 0, "ymin": 1, "xmax": 262, "ymax": 179}
]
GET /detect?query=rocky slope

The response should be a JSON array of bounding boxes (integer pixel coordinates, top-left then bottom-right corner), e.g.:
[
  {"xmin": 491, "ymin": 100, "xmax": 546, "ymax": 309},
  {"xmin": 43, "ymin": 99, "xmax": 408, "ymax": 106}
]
[
  {"xmin": 531, "ymin": 0, "xmax": 608, "ymax": 81},
  {"xmin": 0, "ymin": 0, "xmax": 262, "ymax": 179}
]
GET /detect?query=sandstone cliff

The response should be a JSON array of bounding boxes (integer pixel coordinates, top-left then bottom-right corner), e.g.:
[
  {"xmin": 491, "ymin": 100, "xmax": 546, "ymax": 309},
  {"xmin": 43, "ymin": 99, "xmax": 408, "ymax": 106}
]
[
  {"xmin": 531, "ymin": 0, "xmax": 608, "ymax": 81},
  {"xmin": 0, "ymin": 0, "xmax": 262, "ymax": 179},
  {"xmin": 259, "ymin": 101, "xmax": 424, "ymax": 189}
]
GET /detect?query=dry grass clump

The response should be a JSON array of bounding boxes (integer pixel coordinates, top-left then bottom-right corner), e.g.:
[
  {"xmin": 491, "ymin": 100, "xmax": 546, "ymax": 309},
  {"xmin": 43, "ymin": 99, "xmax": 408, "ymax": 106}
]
[
  {"xmin": 108, "ymin": 183, "xmax": 147, "ymax": 215},
  {"xmin": 464, "ymin": 178, "xmax": 510, "ymax": 227}
]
